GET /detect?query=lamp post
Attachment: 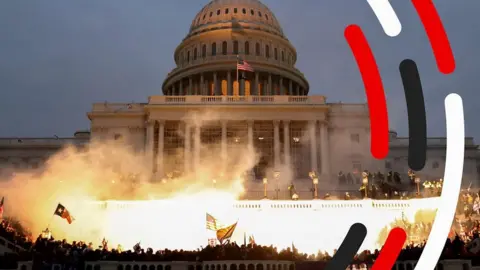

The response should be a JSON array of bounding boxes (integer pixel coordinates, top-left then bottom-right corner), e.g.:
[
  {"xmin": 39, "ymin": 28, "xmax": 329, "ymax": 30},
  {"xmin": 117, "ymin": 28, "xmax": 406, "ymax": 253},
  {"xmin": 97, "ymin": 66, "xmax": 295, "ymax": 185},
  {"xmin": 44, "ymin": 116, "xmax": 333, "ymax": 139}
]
[
  {"xmin": 362, "ymin": 171, "xmax": 369, "ymax": 198},
  {"xmin": 263, "ymin": 177, "xmax": 268, "ymax": 198},
  {"xmin": 415, "ymin": 177, "xmax": 421, "ymax": 196},
  {"xmin": 273, "ymin": 171, "xmax": 280, "ymax": 199},
  {"xmin": 313, "ymin": 177, "xmax": 319, "ymax": 199}
]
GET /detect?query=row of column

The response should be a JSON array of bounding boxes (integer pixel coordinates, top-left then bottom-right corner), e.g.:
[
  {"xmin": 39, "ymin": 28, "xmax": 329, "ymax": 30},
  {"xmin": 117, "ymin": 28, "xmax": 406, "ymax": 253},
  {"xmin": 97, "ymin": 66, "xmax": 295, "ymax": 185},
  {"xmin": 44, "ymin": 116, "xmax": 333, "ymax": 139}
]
[
  {"xmin": 166, "ymin": 71, "xmax": 306, "ymax": 96},
  {"xmin": 145, "ymin": 120, "xmax": 330, "ymax": 178}
]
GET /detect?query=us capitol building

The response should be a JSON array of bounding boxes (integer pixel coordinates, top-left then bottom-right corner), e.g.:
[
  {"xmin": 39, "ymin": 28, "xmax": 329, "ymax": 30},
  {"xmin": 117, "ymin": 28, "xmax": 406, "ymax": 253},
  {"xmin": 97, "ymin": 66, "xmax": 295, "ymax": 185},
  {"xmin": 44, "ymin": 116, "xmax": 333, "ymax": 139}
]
[{"xmin": 0, "ymin": 0, "xmax": 479, "ymax": 191}]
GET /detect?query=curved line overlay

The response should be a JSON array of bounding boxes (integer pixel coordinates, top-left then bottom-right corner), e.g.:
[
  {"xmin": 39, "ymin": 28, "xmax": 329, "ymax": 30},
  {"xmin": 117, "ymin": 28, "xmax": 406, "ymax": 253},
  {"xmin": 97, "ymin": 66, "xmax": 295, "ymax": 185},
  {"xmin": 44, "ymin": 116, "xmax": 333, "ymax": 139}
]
[
  {"xmin": 372, "ymin": 228, "xmax": 407, "ymax": 270},
  {"xmin": 400, "ymin": 59, "xmax": 427, "ymax": 171},
  {"xmin": 325, "ymin": 223, "xmax": 367, "ymax": 270},
  {"xmin": 366, "ymin": 0, "xmax": 402, "ymax": 37},
  {"xmin": 345, "ymin": 25, "xmax": 389, "ymax": 159},
  {"xmin": 411, "ymin": 0, "xmax": 455, "ymax": 74},
  {"xmin": 415, "ymin": 94, "xmax": 464, "ymax": 270}
]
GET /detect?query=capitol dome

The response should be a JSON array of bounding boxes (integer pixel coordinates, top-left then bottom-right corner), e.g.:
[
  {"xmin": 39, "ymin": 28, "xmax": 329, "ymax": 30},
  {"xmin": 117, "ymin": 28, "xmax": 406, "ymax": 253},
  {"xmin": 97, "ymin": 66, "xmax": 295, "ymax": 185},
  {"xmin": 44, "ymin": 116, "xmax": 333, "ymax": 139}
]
[{"xmin": 162, "ymin": 0, "xmax": 309, "ymax": 97}]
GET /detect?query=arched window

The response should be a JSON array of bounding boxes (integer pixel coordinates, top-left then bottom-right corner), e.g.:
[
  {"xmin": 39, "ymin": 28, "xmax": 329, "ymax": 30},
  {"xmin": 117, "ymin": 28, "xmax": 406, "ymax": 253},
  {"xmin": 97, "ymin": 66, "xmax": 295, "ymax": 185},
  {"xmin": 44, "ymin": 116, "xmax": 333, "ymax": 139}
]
[
  {"xmin": 202, "ymin": 45, "xmax": 207, "ymax": 58},
  {"xmin": 217, "ymin": 9, "xmax": 221, "ymax": 15},
  {"xmin": 265, "ymin": 14, "xmax": 269, "ymax": 20},
  {"xmin": 258, "ymin": 11, "xmax": 262, "ymax": 17},
  {"xmin": 212, "ymin": 42, "xmax": 217, "ymax": 56},
  {"xmin": 222, "ymin": 41, "xmax": 228, "ymax": 55},
  {"xmin": 281, "ymin": 50, "xmax": 285, "ymax": 61},
  {"xmin": 221, "ymin": 80, "xmax": 228, "ymax": 96},
  {"xmin": 255, "ymin": 43, "xmax": 260, "ymax": 56},
  {"xmin": 225, "ymin": 8, "xmax": 229, "ymax": 14},
  {"xmin": 245, "ymin": 41, "xmax": 250, "ymax": 55},
  {"xmin": 245, "ymin": 80, "xmax": 251, "ymax": 96},
  {"xmin": 209, "ymin": 12, "xmax": 213, "ymax": 17},
  {"xmin": 250, "ymin": 9, "xmax": 254, "ymax": 15},
  {"xmin": 234, "ymin": 8, "xmax": 238, "ymax": 13},
  {"xmin": 242, "ymin": 8, "xmax": 246, "ymax": 14},
  {"xmin": 274, "ymin": 48, "xmax": 278, "ymax": 60},
  {"xmin": 233, "ymin": 41, "xmax": 239, "ymax": 55},
  {"xmin": 233, "ymin": 80, "xmax": 239, "ymax": 96},
  {"xmin": 193, "ymin": 48, "xmax": 198, "ymax": 60},
  {"xmin": 265, "ymin": 45, "xmax": 270, "ymax": 58}
]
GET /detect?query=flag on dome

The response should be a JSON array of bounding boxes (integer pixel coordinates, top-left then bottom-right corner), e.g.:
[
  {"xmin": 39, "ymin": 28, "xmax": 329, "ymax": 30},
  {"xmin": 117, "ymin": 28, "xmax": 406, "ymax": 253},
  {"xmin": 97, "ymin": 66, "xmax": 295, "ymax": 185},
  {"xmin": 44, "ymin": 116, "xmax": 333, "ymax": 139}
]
[
  {"xmin": 54, "ymin": 203, "xmax": 74, "ymax": 224},
  {"xmin": 237, "ymin": 57, "xmax": 254, "ymax": 72}
]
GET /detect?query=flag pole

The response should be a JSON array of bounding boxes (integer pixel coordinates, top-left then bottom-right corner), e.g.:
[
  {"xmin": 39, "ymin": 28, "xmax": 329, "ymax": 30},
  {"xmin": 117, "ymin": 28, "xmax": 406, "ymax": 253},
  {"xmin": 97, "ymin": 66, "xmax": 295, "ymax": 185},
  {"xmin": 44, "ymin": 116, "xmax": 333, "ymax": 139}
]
[{"xmin": 46, "ymin": 203, "xmax": 59, "ymax": 229}]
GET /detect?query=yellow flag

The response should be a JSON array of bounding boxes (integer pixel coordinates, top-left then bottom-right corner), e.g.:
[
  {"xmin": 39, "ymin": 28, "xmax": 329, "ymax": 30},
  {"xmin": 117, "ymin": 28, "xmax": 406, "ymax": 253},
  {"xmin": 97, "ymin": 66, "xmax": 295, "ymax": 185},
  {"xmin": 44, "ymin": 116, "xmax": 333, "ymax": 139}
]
[{"xmin": 216, "ymin": 222, "xmax": 238, "ymax": 243}]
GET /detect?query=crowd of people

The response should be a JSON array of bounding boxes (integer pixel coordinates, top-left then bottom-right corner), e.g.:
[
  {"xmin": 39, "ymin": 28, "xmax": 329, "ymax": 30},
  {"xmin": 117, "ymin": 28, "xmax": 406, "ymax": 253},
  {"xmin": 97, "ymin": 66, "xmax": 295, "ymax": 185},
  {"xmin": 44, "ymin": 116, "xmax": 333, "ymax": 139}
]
[{"xmin": 1, "ymin": 210, "xmax": 480, "ymax": 270}]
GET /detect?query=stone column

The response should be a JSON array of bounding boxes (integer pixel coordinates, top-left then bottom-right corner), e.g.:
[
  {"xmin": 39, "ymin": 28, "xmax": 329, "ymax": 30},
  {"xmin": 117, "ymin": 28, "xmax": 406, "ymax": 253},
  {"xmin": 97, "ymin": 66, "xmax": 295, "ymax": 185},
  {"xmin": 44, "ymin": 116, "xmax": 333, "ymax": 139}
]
[
  {"xmin": 268, "ymin": 74, "xmax": 272, "ymax": 96},
  {"xmin": 184, "ymin": 123, "xmax": 191, "ymax": 173},
  {"xmin": 264, "ymin": 79, "xmax": 268, "ymax": 96},
  {"xmin": 296, "ymin": 85, "xmax": 300, "ymax": 96},
  {"xmin": 254, "ymin": 72, "xmax": 259, "ymax": 95},
  {"xmin": 309, "ymin": 120, "xmax": 318, "ymax": 173},
  {"xmin": 221, "ymin": 121, "xmax": 227, "ymax": 162},
  {"xmin": 283, "ymin": 121, "xmax": 291, "ymax": 167},
  {"xmin": 200, "ymin": 74, "xmax": 204, "ymax": 95},
  {"xmin": 227, "ymin": 71, "xmax": 232, "ymax": 96},
  {"xmin": 289, "ymin": 80, "xmax": 293, "ymax": 96},
  {"xmin": 188, "ymin": 77, "xmax": 193, "ymax": 95},
  {"xmin": 214, "ymin": 72, "xmax": 219, "ymax": 96},
  {"xmin": 145, "ymin": 120, "xmax": 155, "ymax": 174},
  {"xmin": 279, "ymin": 77, "xmax": 284, "ymax": 95},
  {"xmin": 157, "ymin": 120, "xmax": 165, "ymax": 177},
  {"xmin": 320, "ymin": 121, "xmax": 330, "ymax": 176},
  {"xmin": 194, "ymin": 125, "xmax": 201, "ymax": 172},
  {"xmin": 273, "ymin": 120, "xmax": 280, "ymax": 169},
  {"xmin": 247, "ymin": 120, "xmax": 254, "ymax": 151},
  {"xmin": 179, "ymin": 79, "xmax": 184, "ymax": 96}
]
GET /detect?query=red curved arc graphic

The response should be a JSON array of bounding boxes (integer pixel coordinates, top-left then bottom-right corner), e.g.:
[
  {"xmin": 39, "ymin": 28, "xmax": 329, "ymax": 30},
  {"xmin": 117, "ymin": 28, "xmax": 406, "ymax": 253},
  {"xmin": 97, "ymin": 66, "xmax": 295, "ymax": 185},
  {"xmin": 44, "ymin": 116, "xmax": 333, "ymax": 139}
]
[
  {"xmin": 372, "ymin": 228, "xmax": 408, "ymax": 270},
  {"xmin": 412, "ymin": 0, "xmax": 455, "ymax": 74},
  {"xmin": 344, "ymin": 25, "xmax": 389, "ymax": 160}
]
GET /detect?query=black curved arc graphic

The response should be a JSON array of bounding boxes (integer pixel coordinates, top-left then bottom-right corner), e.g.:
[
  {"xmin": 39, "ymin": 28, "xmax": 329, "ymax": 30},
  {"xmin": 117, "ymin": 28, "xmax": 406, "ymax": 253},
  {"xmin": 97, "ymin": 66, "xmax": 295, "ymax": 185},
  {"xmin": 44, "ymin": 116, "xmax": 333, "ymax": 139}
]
[
  {"xmin": 400, "ymin": 59, "xmax": 427, "ymax": 171},
  {"xmin": 324, "ymin": 223, "xmax": 367, "ymax": 270}
]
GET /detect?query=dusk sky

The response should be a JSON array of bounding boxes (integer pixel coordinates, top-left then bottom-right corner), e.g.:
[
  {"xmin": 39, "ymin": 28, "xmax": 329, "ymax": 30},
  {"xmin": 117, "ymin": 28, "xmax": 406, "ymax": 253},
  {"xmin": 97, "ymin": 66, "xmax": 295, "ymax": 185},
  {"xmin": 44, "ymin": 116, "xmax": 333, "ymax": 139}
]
[{"xmin": 0, "ymin": 0, "xmax": 478, "ymax": 140}]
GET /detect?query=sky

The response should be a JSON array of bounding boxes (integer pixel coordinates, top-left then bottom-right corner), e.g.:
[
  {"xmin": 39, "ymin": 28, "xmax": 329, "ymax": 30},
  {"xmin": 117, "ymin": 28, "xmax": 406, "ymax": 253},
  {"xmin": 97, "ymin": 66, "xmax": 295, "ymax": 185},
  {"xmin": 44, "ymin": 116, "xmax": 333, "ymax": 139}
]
[{"xmin": 0, "ymin": 0, "xmax": 479, "ymax": 140}]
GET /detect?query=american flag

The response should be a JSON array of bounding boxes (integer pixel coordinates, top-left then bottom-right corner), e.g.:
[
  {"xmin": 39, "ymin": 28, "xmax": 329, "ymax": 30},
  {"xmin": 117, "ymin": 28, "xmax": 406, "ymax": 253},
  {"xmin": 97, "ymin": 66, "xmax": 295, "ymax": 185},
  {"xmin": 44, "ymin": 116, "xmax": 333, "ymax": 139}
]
[
  {"xmin": 237, "ymin": 58, "xmax": 254, "ymax": 72},
  {"xmin": 206, "ymin": 213, "xmax": 218, "ymax": 231}
]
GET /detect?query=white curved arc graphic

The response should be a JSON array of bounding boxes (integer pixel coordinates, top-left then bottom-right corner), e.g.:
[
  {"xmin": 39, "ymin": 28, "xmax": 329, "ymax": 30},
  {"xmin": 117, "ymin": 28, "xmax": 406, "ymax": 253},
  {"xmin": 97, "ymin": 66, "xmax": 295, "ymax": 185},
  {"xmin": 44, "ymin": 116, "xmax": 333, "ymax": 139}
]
[
  {"xmin": 415, "ymin": 94, "xmax": 465, "ymax": 270},
  {"xmin": 366, "ymin": 0, "xmax": 402, "ymax": 37}
]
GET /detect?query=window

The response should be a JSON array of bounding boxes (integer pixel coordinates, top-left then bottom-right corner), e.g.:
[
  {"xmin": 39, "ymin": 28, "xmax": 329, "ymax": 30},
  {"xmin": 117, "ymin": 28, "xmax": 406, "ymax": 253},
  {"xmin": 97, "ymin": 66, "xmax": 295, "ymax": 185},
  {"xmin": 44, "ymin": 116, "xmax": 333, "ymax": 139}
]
[
  {"xmin": 432, "ymin": 161, "xmax": 439, "ymax": 169},
  {"xmin": 385, "ymin": 161, "xmax": 391, "ymax": 170},
  {"xmin": 222, "ymin": 41, "xmax": 227, "ymax": 55},
  {"xmin": 353, "ymin": 162, "xmax": 362, "ymax": 172},
  {"xmin": 242, "ymin": 8, "xmax": 246, "ymax": 14},
  {"xmin": 179, "ymin": 52, "xmax": 183, "ymax": 64},
  {"xmin": 274, "ymin": 48, "xmax": 278, "ymax": 60},
  {"xmin": 217, "ymin": 9, "xmax": 221, "ymax": 15},
  {"xmin": 265, "ymin": 14, "xmax": 269, "ymax": 20},
  {"xmin": 202, "ymin": 45, "xmax": 206, "ymax": 58},
  {"xmin": 265, "ymin": 45, "xmax": 270, "ymax": 58},
  {"xmin": 250, "ymin": 9, "xmax": 254, "ymax": 15},
  {"xmin": 258, "ymin": 11, "xmax": 262, "ymax": 17},
  {"xmin": 225, "ymin": 8, "xmax": 229, "ymax": 14},
  {"xmin": 233, "ymin": 41, "xmax": 239, "ymax": 55},
  {"xmin": 193, "ymin": 48, "xmax": 198, "ymax": 60},
  {"xmin": 245, "ymin": 41, "xmax": 250, "ymax": 55},
  {"xmin": 203, "ymin": 14, "xmax": 206, "ymax": 20},
  {"xmin": 350, "ymin": 133, "xmax": 360, "ymax": 143},
  {"xmin": 210, "ymin": 12, "xmax": 213, "ymax": 17},
  {"xmin": 211, "ymin": 42, "xmax": 216, "ymax": 56},
  {"xmin": 234, "ymin": 8, "xmax": 238, "ymax": 13},
  {"xmin": 281, "ymin": 51, "xmax": 285, "ymax": 61},
  {"xmin": 255, "ymin": 43, "xmax": 260, "ymax": 56},
  {"xmin": 187, "ymin": 51, "xmax": 190, "ymax": 62}
]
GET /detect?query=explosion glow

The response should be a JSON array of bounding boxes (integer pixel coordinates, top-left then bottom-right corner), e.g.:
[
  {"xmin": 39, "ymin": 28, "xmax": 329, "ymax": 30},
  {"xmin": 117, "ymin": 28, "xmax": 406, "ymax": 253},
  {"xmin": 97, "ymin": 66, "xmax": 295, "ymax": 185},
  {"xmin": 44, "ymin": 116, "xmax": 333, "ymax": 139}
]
[{"xmin": 0, "ymin": 120, "xmax": 439, "ymax": 255}]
